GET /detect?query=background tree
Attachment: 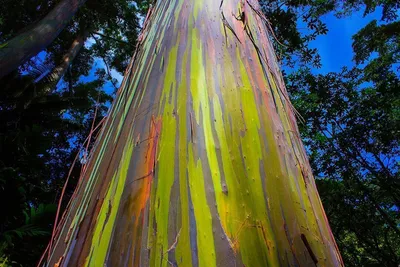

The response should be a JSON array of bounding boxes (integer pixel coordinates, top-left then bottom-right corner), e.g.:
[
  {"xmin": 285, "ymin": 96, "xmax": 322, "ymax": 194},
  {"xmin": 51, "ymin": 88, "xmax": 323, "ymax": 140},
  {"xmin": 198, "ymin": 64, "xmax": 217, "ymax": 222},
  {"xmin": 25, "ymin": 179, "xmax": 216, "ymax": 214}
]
[
  {"xmin": 0, "ymin": 0, "xmax": 88, "ymax": 78},
  {"xmin": 0, "ymin": 0, "xmax": 144, "ymax": 265}
]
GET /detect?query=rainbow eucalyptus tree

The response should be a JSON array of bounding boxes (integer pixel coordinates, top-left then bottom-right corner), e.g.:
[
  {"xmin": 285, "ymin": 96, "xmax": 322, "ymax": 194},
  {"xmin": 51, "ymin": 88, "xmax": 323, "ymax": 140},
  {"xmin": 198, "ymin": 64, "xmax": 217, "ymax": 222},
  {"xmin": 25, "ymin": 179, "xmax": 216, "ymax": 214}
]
[{"xmin": 45, "ymin": 0, "xmax": 343, "ymax": 266}]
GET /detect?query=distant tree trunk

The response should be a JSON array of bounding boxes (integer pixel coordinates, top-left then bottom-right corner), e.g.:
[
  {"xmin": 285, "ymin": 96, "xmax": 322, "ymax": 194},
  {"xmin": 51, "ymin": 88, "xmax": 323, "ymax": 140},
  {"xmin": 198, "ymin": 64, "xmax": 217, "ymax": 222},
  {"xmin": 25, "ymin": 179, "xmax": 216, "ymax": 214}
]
[
  {"xmin": 45, "ymin": 0, "xmax": 343, "ymax": 266},
  {"xmin": 0, "ymin": 0, "xmax": 87, "ymax": 79},
  {"xmin": 39, "ymin": 30, "xmax": 89, "ymax": 95}
]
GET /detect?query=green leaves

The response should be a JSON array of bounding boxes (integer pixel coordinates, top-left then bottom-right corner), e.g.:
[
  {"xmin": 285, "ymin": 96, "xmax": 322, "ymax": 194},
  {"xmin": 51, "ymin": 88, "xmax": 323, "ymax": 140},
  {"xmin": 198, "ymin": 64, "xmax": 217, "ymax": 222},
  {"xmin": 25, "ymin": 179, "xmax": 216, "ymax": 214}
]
[
  {"xmin": 0, "ymin": 203, "xmax": 56, "ymax": 262},
  {"xmin": 353, "ymin": 20, "xmax": 400, "ymax": 65},
  {"xmin": 24, "ymin": 204, "xmax": 56, "ymax": 225}
]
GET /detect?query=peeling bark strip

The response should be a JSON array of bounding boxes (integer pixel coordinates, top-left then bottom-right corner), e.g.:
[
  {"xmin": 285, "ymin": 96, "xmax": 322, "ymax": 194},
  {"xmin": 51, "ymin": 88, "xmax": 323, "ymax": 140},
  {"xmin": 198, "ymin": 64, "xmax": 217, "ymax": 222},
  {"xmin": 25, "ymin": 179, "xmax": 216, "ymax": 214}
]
[
  {"xmin": 301, "ymin": 234, "xmax": 319, "ymax": 265},
  {"xmin": 45, "ymin": 0, "xmax": 343, "ymax": 266},
  {"xmin": 0, "ymin": 0, "xmax": 87, "ymax": 78}
]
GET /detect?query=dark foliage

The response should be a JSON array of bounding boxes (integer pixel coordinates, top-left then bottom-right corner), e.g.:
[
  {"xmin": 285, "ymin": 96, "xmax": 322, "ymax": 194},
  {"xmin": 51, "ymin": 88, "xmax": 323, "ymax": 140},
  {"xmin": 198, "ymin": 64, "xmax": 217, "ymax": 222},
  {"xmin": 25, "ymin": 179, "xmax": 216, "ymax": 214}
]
[{"xmin": 264, "ymin": 0, "xmax": 400, "ymax": 265}]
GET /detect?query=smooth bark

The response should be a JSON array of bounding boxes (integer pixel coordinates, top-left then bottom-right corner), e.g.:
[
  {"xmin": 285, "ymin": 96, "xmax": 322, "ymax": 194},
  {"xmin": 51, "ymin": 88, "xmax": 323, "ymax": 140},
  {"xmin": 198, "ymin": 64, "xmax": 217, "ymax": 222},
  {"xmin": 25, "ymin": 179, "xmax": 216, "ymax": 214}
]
[
  {"xmin": 45, "ymin": 0, "xmax": 343, "ymax": 266},
  {"xmin": 39, "ymin": 30, "xmax": 89, "ymax": 95},
  {"xmin": 0, "ymin": 0, "xmax": 87, "ymax": 78}
]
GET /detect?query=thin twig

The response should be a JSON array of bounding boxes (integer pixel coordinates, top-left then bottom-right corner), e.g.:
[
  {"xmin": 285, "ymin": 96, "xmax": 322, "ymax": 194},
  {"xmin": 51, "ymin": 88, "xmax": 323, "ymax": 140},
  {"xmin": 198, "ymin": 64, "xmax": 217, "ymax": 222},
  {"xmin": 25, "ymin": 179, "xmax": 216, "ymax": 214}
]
[
  {"xmin": 90, "ymin": 33, "xmax": 119, "ymax": 91},
  {"xmin": 91, "ymin": 32, "xmax": 129, "ymax": 45}
]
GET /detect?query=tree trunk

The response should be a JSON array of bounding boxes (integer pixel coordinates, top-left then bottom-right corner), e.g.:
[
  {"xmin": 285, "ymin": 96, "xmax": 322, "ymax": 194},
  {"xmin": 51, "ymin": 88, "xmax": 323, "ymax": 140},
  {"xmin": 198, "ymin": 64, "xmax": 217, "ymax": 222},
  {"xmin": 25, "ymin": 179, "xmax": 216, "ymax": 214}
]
[
  {"xmin": 39, "ymin": 30, "xmax": 89, "ymax": 95},
  {"xmin": 0, "ymin": 0, "xmax": 87, "ymax": 79},
  {"xmin": 45, "ymin": 0, "xmax": 343, "ymax": 266}
]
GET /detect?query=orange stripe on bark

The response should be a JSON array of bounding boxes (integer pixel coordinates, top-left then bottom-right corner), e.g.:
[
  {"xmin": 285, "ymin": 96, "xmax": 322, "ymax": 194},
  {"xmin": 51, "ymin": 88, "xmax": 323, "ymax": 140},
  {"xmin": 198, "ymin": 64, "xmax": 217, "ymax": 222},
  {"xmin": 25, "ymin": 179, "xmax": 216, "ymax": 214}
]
[{"xmin": 130, "ymin": 116, "xmax": 162, "ymax": 266}]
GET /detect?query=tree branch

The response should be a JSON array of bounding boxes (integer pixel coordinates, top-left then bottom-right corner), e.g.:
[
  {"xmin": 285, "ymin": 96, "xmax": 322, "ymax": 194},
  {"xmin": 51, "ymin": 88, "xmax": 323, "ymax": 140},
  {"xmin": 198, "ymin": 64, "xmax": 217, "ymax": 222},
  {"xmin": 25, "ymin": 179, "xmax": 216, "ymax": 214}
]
[
  {"xmin": 90, "ymin": 33, "xmax": 119, "ymax": 92},
  {"xmin": 91, "ymin": 32, "xmax": 129, "ymax": 45}
]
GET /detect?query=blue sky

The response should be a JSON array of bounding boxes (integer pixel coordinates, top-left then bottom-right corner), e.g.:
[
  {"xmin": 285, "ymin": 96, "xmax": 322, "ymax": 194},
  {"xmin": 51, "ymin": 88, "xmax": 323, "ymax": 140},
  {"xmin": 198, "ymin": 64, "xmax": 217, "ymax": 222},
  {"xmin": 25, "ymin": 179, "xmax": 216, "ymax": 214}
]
[{"xmin": 309, "ymin": 8, "xmax": 381, "ymax": 74}]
